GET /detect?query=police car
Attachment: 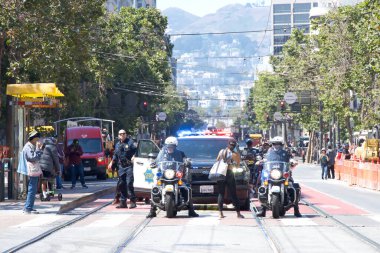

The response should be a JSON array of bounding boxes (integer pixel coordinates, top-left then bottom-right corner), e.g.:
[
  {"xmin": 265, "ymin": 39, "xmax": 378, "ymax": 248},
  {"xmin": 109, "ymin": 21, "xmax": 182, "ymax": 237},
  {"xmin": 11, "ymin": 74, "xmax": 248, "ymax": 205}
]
[{"xmin": 133, "ymin": 135, "xmax": 250, "ymax": 210}]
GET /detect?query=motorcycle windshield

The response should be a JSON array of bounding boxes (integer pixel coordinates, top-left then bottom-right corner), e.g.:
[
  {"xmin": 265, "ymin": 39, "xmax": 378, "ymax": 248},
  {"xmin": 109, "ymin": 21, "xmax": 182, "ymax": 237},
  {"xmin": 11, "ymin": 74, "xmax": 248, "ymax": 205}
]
[
  {"xmin": 157, "ymin": 161, "xmax": 183, "ymax": 171},
  {"xmin": 263, "ymin": 162, "xmax": 289, "ymax": 171}
]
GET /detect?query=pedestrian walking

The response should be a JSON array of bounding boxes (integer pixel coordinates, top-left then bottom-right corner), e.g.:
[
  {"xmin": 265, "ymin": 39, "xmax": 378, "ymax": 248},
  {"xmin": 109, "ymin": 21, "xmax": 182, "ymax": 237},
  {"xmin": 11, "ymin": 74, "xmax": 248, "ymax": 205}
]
[
  {"xmin": 56, "ymin": 140, "xmax": 65, "ymax": 189},
  {"xmin": 107, "ymin": 129, "xmax": 137, "ymax": 208},
  {"xmin": 216, "ymin": 139, "xmax": 244, "ymax": 219},
  {"xmin": 327, "ymin": 145, "xmax": 336, "ymax": 179},
  {"xmin": 22, "ymin": 130, "xmax": 43, "ymax": 214},
  {"xmin": 39, "ymin": 137, "xmax": 60, "ymax": 200},
  {"xmin": 64, "ymin": 139, "xmax": 87, "ymax": 189},
  {"xmin": 320, "ymin": 148, "xmax": 329, "ymax": 180}
]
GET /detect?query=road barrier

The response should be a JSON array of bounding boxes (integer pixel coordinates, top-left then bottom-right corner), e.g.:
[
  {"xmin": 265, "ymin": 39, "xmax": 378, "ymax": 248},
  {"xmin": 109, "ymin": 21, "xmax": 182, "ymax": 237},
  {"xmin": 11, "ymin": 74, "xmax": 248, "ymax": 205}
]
[{"xmin": 335, "ymin": 158, "xmax": 380, "ymax": 191}]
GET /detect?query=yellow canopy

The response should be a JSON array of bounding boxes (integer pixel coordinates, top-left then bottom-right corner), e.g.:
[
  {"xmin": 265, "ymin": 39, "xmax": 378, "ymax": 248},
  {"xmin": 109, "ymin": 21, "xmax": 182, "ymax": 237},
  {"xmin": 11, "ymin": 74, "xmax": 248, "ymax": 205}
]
[{"xmin": 6, "ymin": 83, "xmax": 64, "ymax": 98}]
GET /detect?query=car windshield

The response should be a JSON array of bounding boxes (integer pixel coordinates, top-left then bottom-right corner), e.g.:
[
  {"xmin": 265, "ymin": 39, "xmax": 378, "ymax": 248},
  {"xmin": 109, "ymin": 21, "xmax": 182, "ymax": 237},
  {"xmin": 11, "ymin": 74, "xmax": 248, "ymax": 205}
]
[
  {"xmin": 178, "ymin": 138, "xmax": 230, "ymax": 160},
  {"xmin": 68, "ymin": 138, "xmax": 102, "ymax": 153}
]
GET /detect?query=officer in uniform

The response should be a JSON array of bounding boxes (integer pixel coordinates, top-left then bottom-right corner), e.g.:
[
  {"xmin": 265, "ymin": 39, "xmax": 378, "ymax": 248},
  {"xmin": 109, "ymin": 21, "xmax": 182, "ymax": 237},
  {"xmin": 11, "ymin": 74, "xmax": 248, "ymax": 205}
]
[
  {"xmin": 108, "ymin": 129, "xmax": 137, "ymax": 208},
  {"xmin": 256, "ymin": 136, "xmax": 302, "ymax": 217},
  {"xmin": 146, "ymin": 136, "xmax": 199, "ymax": 218}
]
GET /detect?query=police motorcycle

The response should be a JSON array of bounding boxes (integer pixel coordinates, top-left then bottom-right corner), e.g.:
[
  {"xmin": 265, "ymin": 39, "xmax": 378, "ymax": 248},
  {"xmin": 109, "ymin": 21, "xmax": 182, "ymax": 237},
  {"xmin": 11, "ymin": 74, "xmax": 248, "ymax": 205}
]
[
  {"xmin": 257, "ymin": 161, "xmax": 298, "ymax": 218},
  {"xmin": 150, "ymin": 160, "xmax": 191, "ymax": 218}
]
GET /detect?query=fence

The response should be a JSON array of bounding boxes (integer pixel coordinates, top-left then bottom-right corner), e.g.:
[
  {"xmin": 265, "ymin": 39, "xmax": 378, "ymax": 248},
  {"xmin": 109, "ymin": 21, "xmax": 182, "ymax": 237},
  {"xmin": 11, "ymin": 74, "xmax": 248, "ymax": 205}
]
[{"xmin": 335, "ymin": 158, "xmax": 380, "ymax": 191}]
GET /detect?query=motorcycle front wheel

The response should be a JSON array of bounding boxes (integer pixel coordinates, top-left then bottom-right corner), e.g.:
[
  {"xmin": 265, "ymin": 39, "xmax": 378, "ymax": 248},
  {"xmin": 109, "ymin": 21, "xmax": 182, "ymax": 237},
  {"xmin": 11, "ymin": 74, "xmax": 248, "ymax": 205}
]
[
  {"xmin": 271, "ymin": 194, "xmax": 280, "ymax": 219},
  {"xmin": 165, "ymin": 194, "xmax": 176, "ymax": 218}
]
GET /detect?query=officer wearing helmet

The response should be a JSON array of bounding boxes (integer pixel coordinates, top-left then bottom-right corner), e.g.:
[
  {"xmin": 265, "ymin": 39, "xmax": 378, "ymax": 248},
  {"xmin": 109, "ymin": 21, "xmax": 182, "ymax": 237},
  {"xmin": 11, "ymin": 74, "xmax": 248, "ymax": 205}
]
[
  {"xmin": 256, "ymin": 136, "xmax": 302, "ymax": 217},
  {"xmin": 146, "ymin": 136, "xmax": 199, "ymax": 218}
]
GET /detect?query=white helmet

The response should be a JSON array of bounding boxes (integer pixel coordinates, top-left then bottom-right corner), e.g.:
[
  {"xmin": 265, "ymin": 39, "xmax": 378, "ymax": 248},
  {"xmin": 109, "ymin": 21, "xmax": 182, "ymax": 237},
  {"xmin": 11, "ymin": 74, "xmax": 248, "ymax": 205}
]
[
  {"xmin": 165, "ymin": 136, "xmax": 178, "ymax": 147},
  {"xmin": 270, "ymin": 136, "xmax": 284, "ymax": 145}
]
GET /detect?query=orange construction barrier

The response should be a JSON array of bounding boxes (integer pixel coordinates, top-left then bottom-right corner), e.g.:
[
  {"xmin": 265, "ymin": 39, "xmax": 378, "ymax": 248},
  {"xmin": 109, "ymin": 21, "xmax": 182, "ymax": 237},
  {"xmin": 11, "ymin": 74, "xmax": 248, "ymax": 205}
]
[
  {"xmin": 357, "ymin": 160, "xmax": 364, "ymax": 187},
  {"xmin": 377, "ymin": 162, "xmax": 380, "ymax": 191},
  {"xmin": 363, "ymin": 161, "xmax": 371, "ymax": 188},
  {"xmin": 369, "ymin": 162, "xmax": 378, "ymax": 190},
  {"xmin": 335, "ymin": 159, "xmax": 343, "ymax": 180},
  {"xmin": 350, "ymin": 160, "xmax": 357, "ymax": 186}
]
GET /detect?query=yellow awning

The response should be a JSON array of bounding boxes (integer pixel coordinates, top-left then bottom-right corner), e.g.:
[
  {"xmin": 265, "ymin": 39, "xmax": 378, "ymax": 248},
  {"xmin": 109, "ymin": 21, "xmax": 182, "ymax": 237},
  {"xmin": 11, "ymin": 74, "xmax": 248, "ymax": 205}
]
[{"xmin": 6, "ymin": 83, "xmax": 64, "ymax": 98}]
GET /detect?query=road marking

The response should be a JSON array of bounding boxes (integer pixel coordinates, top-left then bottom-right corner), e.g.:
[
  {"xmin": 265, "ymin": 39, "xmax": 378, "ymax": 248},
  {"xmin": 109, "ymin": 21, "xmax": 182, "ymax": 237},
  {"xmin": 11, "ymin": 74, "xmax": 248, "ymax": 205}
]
[
  {"xmin": 186, "ymin": 215, "xmax": 220, "ymax": 226},
  {"xmin": 86, "ymin": 214, "xmax": 132, "ymax": 228},
  {"xmin": 369, "ymin": 215, "xmax": 380, "ymax": 223},
  {"xmin": 318, "ymin": 204, "xmax": 341, "ymax": 210},
  {"xmin": 13, "ymin": 215, "xmax": 61, "ymax": 228},
  {"xmin": 280, "ymin": 217, "xmax": 317, "ymax": 226}
]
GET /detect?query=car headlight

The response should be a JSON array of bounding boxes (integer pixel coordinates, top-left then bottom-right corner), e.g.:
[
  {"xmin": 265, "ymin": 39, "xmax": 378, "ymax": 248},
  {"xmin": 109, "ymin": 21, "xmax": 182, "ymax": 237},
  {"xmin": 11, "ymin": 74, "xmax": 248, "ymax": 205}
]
[
  {"xmin": 164, "ymin": 169, "xmax": 175, "ymax": 179},
  {"xmin": 270, "ymin": 169, "xmax": 282, "ymax": 180}
]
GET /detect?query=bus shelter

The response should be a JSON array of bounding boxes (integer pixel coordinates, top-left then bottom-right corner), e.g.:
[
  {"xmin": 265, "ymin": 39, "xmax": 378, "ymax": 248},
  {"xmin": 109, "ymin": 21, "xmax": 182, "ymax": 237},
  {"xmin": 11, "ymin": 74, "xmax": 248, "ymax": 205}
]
[{"xmin": 4, "ymin": 83, "xmax": 64, "ymax": 200}]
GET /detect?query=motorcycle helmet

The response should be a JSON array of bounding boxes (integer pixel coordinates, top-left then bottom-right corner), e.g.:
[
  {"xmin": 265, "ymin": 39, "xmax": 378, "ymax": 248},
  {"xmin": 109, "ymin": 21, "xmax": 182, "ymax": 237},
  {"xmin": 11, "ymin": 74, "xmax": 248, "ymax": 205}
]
[
  {"xmin": 165, "ymin": 136, "xmax": 178, "ymax": 148},
  {"xmin": 269, "ymin": 136, "xmax": 284, "ymax": 145},
  {"xmin": 246, "ymin": 139, "xmax": 253, "ymax": 146}
]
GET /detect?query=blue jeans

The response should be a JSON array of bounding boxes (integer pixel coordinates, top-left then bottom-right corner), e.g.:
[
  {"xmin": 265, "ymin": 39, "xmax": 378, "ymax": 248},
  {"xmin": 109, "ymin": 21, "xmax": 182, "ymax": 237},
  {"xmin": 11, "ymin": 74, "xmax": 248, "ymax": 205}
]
[
  {"xmin": 56, "ymin": 164, "xmax": 63, "ymax": 188},
  {"xmin": 24, "ymin": 176, "xmax": 39, "ymax": 211},
  {"xmin": 321, "ymin": 165, "xmax": 328, "ymax": 179},
  {"xmin": 71, "ymin": 163, "xmax": 85, "ymax": 186}
]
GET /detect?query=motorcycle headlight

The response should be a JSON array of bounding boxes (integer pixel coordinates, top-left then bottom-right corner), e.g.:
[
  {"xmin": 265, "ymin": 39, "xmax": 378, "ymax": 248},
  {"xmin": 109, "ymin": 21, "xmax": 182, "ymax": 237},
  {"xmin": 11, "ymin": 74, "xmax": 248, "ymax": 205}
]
[
  {"xmin": 270, "ymin": 169, "xmax": 282, "ymax": 180},
  {"xmin": 164, "ymin": 169, "xmax": 175, "ymax": 179}
]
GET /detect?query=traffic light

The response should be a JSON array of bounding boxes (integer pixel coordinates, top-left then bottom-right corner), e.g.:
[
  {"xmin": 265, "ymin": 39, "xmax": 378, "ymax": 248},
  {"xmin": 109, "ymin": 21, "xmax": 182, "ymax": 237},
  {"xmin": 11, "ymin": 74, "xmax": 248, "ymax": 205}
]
[
  {"xmin": 139, "ymin": 101, "xmax": 149, "ymax": 112},
  {"xmin": 280, "ymin": 100, "xmax": 286, "ymax": 112}
]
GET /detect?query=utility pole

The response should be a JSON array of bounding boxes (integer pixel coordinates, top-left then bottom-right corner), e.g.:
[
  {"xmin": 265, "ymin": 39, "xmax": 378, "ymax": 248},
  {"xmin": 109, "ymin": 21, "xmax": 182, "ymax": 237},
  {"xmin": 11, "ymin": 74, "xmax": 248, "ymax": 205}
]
[{"xmin": 319, "ymin": 100, "xmax": 323, "ymax": 150}]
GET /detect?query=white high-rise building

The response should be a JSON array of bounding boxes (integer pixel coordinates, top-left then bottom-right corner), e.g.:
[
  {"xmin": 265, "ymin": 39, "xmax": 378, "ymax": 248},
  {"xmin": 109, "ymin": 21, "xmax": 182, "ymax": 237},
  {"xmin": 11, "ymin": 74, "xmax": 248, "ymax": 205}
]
[
  {"xmin": 106, "ymin": 0, "xmax": 156, "ymax": 12},
  {"xmin": 272, "ymin": 0, "xmax": 319, "ymax": 55}
]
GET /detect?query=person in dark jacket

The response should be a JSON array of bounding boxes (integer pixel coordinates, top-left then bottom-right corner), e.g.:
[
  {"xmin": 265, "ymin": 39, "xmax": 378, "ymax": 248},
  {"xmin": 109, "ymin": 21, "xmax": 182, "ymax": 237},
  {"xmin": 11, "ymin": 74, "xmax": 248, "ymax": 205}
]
[
  {"xmin": 108, "ymin": 129, "xmax": 137, "ymax": 208},
  {"xmin": 327, "ymin": 145, "xmax": 336, "ymax": 179},
  {"xmin": 39, "ymin": 137, "xmax": 60, "ymax": 200},
  {"xmin": 65, "ymin": 139, "xmax": 87, "ymax": 189}
]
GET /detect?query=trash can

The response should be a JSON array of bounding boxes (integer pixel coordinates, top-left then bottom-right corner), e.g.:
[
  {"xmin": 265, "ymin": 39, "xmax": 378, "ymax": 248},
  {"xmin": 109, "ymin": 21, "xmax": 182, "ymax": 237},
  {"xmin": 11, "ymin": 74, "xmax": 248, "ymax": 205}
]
[{"xmin": 1, "ymin": 158, "xmax": 13, "ymax": 200}]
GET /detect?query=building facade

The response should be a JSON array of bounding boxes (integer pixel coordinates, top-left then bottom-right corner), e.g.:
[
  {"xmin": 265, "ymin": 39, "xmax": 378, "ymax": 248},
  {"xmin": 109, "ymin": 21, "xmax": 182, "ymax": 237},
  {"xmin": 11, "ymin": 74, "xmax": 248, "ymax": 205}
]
[
  {"xmin": 272, "ymin": 0, "xmax": 318, "ymax": 55},
  {"xmin": 106, "ymin": 0, "xmax": 156, "ymax": 12}
]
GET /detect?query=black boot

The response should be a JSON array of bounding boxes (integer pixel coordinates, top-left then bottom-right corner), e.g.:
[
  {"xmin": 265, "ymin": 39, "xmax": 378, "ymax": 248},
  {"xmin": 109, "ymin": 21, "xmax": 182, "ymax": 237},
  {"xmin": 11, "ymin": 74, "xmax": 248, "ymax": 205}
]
[
  {"xmin": 116, "ymin": 200, "xmax": 127, "ymax": 209},
  {"xmin": 146, "ymin": 206, "xmax": 157, "ymax": 218},
  {"xmin": 188, "ymin": 202, "xmax": 199, "ymax": 217},
  {"xmin": 129, "ymin": 200, "xmax": 137, "ymax": 209},
  {"xmin": 294, "ymin": 205, "xmax": 302, "ymax": 217},
  {"xmin": 256, "ymin": 207, "xmax": 266, "ymax": 217}
]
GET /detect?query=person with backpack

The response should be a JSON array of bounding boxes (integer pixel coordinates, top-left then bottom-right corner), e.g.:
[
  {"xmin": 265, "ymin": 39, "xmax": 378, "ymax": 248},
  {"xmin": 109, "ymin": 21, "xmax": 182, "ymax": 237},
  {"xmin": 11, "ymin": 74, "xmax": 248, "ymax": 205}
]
[{"xmin": 320, "ymin": 148, "xmax": 329, "ymax": 180}]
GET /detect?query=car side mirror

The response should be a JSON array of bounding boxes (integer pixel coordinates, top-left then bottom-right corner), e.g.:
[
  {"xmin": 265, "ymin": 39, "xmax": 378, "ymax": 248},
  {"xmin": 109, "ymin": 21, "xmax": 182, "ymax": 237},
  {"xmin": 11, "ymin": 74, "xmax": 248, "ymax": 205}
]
[{"xmin": 148, "ymin": 153, "xmax": 158, "ymax": 159}]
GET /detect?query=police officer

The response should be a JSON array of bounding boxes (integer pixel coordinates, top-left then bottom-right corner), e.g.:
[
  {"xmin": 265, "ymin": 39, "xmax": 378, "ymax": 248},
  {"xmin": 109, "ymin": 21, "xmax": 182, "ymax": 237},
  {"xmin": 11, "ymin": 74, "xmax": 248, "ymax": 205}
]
[
  {"xmin": 108, "ymin": 129, "xmax": 137, "ymax": 209},
  {"xmin": 146, "ymin": 136, "xmax": 199, "ymax": 218},
  {"xmin": 256, "ymin": 136, "xmax": 302, "ymax": 217}
]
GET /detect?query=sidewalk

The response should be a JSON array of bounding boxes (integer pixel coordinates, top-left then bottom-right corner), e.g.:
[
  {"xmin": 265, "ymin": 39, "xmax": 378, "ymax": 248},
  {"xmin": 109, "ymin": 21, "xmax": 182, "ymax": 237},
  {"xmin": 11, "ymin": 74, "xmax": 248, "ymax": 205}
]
[{"xmin": 0, "ymin": 178, "xmax": 116, "ymax": 214}]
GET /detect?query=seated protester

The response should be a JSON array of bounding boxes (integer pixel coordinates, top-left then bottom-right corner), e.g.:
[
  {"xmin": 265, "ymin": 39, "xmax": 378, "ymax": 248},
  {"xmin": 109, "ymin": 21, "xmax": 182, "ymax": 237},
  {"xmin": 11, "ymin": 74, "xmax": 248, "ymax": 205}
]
[{"xmin": 146, "ymin": 136, "xmax": 199, "ymax": 218}]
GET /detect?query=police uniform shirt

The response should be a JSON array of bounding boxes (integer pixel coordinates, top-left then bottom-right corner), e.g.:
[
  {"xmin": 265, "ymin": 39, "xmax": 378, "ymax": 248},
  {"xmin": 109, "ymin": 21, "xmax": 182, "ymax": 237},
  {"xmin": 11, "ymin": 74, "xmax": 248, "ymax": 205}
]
[
  {"xmin": 113, "ymin": 138, "xmax": 137, "ymax": 173},
  {"xmin": 156, "ymin": 147, "xmax": 185, "ymax": 163},
  {"xmin": 266, "ymin": 148, "xmax": 290, "ymax": 163}
]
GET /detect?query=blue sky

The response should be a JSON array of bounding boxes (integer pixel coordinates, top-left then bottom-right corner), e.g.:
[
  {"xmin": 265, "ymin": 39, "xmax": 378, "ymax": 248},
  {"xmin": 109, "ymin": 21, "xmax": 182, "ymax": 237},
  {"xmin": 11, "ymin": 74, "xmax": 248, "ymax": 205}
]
[{"xmin": 157, "ymin": 0, "xmax": 267, "ymax": 17}]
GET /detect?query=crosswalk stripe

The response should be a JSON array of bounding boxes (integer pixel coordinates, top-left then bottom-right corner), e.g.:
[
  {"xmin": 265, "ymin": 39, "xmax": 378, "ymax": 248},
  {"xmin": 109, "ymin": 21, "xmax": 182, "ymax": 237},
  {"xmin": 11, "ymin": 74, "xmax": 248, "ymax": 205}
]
[
  {"xmin": 86, "ymin": 214, "xmax": 132, "ymax": 228},
  {"xmin": 13, "ymin": 215, "xmax": 61, "ymax": 228},
  {"xmin": 186, "ymin": 215, "xmax": 220, "ymax": 226},
  {"xmin": 280, "ymin": 217, "xmax": 317, "ymax": 226}
]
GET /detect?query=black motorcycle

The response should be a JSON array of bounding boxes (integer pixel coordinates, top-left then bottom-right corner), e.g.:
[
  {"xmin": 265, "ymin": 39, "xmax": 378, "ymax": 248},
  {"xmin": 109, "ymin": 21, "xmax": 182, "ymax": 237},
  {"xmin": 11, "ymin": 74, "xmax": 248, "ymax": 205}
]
[
  {"xmin": 150, "ymin": 161, "xmax": 191, "ymax": 218},
  {"xmin": 257, "ymin": 161, "xmax": 299, "ymax": 218}
]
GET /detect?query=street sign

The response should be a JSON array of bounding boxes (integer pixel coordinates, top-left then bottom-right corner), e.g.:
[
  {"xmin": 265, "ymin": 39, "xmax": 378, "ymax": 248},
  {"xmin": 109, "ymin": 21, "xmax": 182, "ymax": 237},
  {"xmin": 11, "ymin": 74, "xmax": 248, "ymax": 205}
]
[
  {"xmin": 273, "ymin": 112, "xmax": 283, "ymax": 121},
  {"xmin": 290, "ymin": 102, "xmax": 302, "ymax": 113},
  {"xmin": 156, "ymin": 112, "xmax": 167, "ymax": 121},
  {"xmin": 284, "ymin": 92, "xmax": 298, "ymax": 104}
]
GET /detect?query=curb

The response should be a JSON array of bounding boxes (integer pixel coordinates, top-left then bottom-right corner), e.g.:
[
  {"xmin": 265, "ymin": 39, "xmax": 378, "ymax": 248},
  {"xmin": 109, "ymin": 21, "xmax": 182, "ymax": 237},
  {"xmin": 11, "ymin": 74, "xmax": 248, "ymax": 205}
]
[{"xmin": 58, "ymin": 186, "xmax": 116, "ymax": 214}]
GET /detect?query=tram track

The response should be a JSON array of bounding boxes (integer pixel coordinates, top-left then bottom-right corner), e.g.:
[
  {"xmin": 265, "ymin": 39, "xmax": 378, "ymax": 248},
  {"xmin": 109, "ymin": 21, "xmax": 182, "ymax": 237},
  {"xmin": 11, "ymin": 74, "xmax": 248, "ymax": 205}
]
[
  {"xmin": 250, "ymin": 202, "xmax": 282, "ymax": 253},
  {"xmin": 3, "ymin": 201, "xmax": 113, "ymax": 253},
  {"xmin": 301, "ymin": 199, "xmax": 380, "ymax": 251}
]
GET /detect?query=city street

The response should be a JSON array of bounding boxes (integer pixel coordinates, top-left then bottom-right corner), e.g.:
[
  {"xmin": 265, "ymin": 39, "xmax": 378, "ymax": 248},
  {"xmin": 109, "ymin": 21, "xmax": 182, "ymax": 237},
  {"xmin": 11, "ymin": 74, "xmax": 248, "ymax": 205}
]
[{"xmin": 1, "ymin": 162, "xmax": 380, "ymax": 253}]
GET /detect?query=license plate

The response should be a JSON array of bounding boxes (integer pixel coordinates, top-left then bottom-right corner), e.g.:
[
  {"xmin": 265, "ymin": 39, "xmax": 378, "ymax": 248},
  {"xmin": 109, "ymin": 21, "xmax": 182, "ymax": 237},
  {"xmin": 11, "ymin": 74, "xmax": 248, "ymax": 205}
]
[
  {"xmin": 200, "ymin": 185, "xmax": 214, "ymax": 193},
  {"xmin": 164, "ymin": 185, "xmax": 174, "ymax": 192},
  {"xmin": 84, "ymin": 167, "xmax": 91, "ymax": 172},
  {"xmin": 271, "ymin": 186, "xmax": 280, "ymax": 193}
]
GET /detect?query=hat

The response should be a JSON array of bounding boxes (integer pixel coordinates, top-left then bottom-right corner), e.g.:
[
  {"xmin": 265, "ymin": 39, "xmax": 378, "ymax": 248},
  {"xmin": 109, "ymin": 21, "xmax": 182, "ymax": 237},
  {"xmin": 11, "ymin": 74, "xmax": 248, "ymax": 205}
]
[
  {"xmin": 28, "ymin": 130, "xmax": 41, "ymax": 140},
  {"xmin": 321, "ymin": 148, "xmax": 326, "ymax": 151},
  {"xmin": 228, "ymin": 140, "xmax": 237, "ymax": 146}
]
